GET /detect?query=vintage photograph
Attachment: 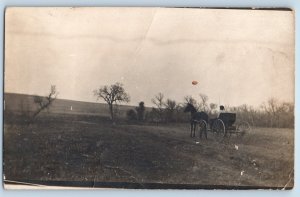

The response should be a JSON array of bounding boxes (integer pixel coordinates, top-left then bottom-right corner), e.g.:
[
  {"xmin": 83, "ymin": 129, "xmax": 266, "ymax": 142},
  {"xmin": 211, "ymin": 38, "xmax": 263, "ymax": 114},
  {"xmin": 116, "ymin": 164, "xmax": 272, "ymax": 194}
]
[{"xmin": 3, "ymin": 7, "xmax": 294, "ymax": 189}]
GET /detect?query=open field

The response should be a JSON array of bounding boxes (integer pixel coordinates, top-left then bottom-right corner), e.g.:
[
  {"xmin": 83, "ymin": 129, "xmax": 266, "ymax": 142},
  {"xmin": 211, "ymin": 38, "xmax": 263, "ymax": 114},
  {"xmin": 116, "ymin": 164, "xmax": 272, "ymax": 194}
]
[{"xmin": 3, "ymin": 111, "xmax": 294, "ymax": 189}]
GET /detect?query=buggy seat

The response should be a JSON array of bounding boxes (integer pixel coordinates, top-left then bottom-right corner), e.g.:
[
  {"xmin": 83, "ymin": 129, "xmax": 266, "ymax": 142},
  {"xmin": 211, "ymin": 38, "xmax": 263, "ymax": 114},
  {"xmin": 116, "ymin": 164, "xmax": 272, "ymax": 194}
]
[{"xmin": 218, "ymin": 113, "xmax": 236, "ymax": 129}]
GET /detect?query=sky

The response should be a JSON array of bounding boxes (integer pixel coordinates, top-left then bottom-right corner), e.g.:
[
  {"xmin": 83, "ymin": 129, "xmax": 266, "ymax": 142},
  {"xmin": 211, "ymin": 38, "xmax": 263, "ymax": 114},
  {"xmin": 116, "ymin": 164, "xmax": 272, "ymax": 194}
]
[{"xmin": 5, "ymin": 7, "xmax": 295, "ymax": 107}]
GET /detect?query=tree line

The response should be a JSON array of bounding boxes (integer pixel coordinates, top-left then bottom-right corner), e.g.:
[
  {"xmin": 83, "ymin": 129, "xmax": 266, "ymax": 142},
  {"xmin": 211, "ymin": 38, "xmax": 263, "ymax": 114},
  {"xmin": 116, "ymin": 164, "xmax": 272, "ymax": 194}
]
[
  {"xmin": 26, "ymin": 82, "xmax": 293, "ymax": 128},
  {"xmin": 94, "ymin": 82, "xmax": 294, "ymax": 128}
]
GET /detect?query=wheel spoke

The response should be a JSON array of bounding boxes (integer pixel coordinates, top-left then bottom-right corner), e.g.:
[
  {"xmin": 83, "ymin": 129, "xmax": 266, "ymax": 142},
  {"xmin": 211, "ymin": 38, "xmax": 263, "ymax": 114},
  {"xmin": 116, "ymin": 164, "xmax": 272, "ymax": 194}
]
[{"xmin": 212, "ymin": 119, "xmax": 225, "ymax": 142}]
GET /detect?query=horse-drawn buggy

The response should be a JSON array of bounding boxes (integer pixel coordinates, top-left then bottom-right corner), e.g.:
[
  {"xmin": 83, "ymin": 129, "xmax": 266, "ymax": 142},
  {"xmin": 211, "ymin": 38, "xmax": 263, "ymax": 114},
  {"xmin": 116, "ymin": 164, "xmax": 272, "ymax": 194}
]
[
  {"xmin": 184, "ymin": 103, "xmax": 251, "ymax": 141},
  {"xmin": 200, "ymin": 113, "xmax": 250, "ymax": 141}
]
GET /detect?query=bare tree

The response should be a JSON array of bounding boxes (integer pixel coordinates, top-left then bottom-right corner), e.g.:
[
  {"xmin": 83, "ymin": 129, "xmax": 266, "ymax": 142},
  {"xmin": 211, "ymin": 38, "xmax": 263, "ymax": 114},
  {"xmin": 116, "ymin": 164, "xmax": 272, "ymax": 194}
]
[
  {"xmin": 151, "ymin": 93, "xmax": 165, "ymax": 122},
  {"xmin": 32, "ymin": 85, "xmax": 58, "ymax": 120},
  {"xmin": 265, "ymin": 98, "xmax": 294, "ymax": 128},
  {"xmin": 94, "ymin": 82, "xmax": 130, "ymax": 122},
  {"xmin": 199, "ymin": 94, "xmax": 209, "ymax": 112},
  {"xmin": 126, "ymin": 109, "xmax": 137, "ymax": 121},
  {"xmin": 278, "ymin": 102, "xmax": 294, "ymax": 128},
  {"xmin": 136, "ymin": 101, "xmax": 145, "ymax": 122},
  {"xmin": 164, "ymin": 99, "xmax": 178, "ymax": 122},
  {"xmin": 234, "ymin": 104, "xmax": 257, "ymax": 127},
  {"xmin": 261, "ymin": 98, "xmax": 279, "ymax": 127},
  {"xmin": 184, "ymin": 95, "xmax": 197, "ymax": 106}
]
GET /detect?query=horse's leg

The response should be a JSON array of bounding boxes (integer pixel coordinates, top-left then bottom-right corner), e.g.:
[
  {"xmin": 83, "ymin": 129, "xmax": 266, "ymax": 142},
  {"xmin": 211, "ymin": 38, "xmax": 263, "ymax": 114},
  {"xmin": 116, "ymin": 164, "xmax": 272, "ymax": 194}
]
[
  {"xmin": 200, "ymin": 121, "xmax": 207, "ymax": 139},
  {"xmin": 200, "ymin": 123, "xmax": 203, "ymax": 139}
]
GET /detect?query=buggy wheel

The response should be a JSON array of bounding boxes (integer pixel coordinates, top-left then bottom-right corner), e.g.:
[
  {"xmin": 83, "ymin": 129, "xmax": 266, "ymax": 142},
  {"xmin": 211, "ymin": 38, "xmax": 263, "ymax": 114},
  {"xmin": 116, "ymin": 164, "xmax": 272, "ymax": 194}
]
[
  {"xmin": 212, "ymin": 119, "xmax": 226, "ymax": 142},
  {"xmin": 237, "ymin": 121, "xmax": 251, "ymax": 136},
  {"xmin": 198, "ymin": 120, "xmax": 208, "ymax": 139}
]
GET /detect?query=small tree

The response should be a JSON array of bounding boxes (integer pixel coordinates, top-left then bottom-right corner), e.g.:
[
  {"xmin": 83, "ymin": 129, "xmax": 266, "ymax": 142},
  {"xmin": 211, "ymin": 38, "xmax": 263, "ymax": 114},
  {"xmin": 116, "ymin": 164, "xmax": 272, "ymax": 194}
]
[
  {"xmin": 126, "ymin": 109, "xmax": 137, "ymax": 121},
  {"xmin": 93, "ymin": 82, "xmax": 130, "ymax": 122},
  {"xmin": 199, "ymin": 94, "xmax": 209, "ymax": 112},
  {"xmin": 261, "ymin": 98, "xmax": 279, "ymax": 127},
  {"xmin": 184, "ymin": 95, "xmax": 197, "ymax": 106},
  {"xmin": 136, "ymin": 101, "xmax": 145, "ymax": 122},
  {"xmin": 164, "ymin": 99, "xmax": 178, "ymax": 122},
  {"xmin": 145, "ymin": 108, "xmax": 160, "ymax": 124},
  {"xmin": 151, "ymin": 93, "xmax": 165, "ymax": 122},
  {"xmin": 32, "ymin": 85, "xmax": 58, "ymax": 120}
]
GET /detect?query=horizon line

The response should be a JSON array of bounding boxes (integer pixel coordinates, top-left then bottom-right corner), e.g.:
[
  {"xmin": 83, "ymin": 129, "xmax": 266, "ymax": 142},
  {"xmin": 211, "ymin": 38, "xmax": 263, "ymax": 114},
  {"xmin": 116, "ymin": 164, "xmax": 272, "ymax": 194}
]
[{"xmin": 4, "ymin": 91, "xmax": 295, "ymax": 110}]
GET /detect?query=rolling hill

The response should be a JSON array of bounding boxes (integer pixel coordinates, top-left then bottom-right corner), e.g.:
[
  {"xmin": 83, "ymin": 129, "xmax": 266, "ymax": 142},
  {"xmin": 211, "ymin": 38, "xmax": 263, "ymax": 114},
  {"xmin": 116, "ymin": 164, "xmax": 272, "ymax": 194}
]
[{"xmin": 4, "ymin": 92, "xmax": 135, "ymax": 118}]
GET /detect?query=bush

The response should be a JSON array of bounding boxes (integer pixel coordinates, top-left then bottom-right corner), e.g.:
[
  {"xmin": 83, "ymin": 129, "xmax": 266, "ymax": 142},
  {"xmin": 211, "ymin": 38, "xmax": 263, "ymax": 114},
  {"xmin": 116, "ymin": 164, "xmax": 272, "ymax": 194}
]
[{"xmin": 126, "ymin": 109, "xmax": 137, "ymax": 121}]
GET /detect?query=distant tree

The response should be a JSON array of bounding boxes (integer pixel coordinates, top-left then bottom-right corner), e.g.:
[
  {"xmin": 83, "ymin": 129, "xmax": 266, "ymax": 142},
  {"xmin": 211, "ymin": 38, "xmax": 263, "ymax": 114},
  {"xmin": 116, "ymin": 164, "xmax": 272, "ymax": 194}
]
[
  {"xmin": 145, "ymin": 108, "xmax": 160, "ymax": 124},
  {"xmin": 209, "ymin": 103, "xmax": 218, "ymax": 116},
  {"xmin": 234, "ymin": 104, "xmax": 256, "ymax": 127},
  {"xmin": 93, "ymin": 82, "xmax": 130, "ymax": 122},
  {"xmin": 126, "ymin": 109, "xmax": 137, "ymax": 121},
  {"xmin": 32, "ymin": 85, "xmax": 58, "ymax": 120},
  {"xmin": 164, "ymin": 99, "xmax": 178, "ymax": 122},
  {"xmin": 277, "ymin": 102, "xmax": 294, "ymax": 128},
  {"xmin": 151, "ymin": 93, "xmax": 165, "ymax": 122},
  {"xmin": 145, "ymin": 109, "xmax": 154, "ymax": 123},
  {"xmin": 184, "ymin": 95, "xmax": 197, "ymax": 106},
  {"xmin": 260, "ymin": 98, "xmax": 294, "ymax": 128},
  {"xmin": 261, "ymin": 98, "xmax": 279, "ymax": 127},
  {"xmin": 136, "ymin": 101, "xmax": 145, "ymax": 122},
  {"xmin": 199, "ymin": 94, "xmax": 209, "ymax": 112}
]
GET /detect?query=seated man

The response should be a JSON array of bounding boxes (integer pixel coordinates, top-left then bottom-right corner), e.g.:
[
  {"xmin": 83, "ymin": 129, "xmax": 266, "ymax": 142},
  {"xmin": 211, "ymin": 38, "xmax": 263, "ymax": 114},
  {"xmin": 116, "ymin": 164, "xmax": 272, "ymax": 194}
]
[
  {"xmin": 217, "ymin": 105, "xmax": 226, "ymax": 118},
  {"xmin": 209, "ymin": 105, "xmax": 226, "ymax": 128}
]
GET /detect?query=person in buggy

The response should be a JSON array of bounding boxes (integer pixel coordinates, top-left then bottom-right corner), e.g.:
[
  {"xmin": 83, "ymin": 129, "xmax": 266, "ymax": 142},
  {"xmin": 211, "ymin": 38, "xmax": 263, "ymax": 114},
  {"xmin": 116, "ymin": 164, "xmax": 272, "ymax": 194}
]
[
  {"xmin": 209, "ymin": 105, "xmax": 226, "ymax": 129},
  {"xmin": 217, "ymin": 105, "xmax": 226, "ymax": 117}
]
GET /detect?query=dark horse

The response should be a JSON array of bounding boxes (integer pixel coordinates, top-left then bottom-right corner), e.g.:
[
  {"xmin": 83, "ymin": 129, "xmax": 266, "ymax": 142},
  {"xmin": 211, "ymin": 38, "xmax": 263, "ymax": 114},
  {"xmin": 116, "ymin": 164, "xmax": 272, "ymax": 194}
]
[{"xmin": 184, "ymin": 103, "xmax": 209, "ymax": 138}]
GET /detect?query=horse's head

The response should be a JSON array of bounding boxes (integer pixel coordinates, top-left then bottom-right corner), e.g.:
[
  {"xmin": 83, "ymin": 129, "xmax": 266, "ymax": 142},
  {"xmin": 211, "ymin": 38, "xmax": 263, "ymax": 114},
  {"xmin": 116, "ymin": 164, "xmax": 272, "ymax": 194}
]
[{"xmin": 184, "ymin": 103, "xmax": 197, "ymax": 113}]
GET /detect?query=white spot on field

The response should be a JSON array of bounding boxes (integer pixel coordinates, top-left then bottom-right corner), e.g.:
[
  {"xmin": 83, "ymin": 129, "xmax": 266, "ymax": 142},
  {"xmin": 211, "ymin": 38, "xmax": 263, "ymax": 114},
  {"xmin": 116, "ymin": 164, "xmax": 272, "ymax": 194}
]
[
  {"xmin": 235, "ymin": 145, "xmax": 239, "ymax": 150},
  {"xmin": 251, "ymin": 160, "xmax": 257, "ymax": 166},
  {"xmin": 196, "ymin": 141, "xmax": 200, "ymax": 144},
  {"xmin": 241, "ymin": 170, "xmax": 245, "ymax": 176},
  {"xmin": 70, "ymin": 106, "xmax": 73, "ymax": 111}
]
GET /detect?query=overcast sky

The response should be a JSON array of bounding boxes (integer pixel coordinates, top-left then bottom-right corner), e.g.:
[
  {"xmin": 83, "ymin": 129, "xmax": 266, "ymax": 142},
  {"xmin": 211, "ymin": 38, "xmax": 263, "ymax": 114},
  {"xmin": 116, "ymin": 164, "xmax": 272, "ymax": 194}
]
[{"xmin": 5, "ymin": 7, "xmax": 294, "ymax": 107}]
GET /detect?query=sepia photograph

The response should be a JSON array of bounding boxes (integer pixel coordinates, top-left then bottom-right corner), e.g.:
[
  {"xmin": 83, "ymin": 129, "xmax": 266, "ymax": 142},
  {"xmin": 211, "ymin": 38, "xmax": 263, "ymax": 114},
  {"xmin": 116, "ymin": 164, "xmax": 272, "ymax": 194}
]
[{"xmin": 3, "ymin": 7, "xmax": 295, "ymax": 189}]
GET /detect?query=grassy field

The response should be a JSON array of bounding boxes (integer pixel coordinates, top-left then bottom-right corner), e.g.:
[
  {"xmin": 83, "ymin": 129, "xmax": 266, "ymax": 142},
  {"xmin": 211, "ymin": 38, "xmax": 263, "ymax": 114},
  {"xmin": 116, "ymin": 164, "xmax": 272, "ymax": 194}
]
[
  {"xmin": 3, "ymin": 111, "xmax": 294, "ymax": 189},
  {"xmin": 3, "ymin": 93, "xmax": 294, "ymax": 189}
]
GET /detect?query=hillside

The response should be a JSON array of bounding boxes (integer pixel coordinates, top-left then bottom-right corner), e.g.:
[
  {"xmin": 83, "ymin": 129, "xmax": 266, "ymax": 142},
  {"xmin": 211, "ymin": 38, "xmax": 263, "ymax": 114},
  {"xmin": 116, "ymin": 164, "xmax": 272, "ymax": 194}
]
[{"xmin": 4, "ymin": 93, "xmax": 136, "ymax": 117}]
